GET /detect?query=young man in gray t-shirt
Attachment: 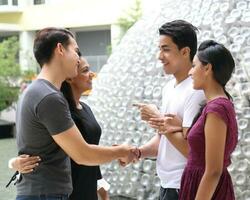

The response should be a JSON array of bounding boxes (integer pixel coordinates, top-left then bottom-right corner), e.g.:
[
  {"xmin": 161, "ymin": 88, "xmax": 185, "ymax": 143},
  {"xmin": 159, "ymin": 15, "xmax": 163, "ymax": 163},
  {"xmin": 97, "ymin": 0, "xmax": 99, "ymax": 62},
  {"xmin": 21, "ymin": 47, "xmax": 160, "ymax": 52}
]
[
  {"xmin": 16, "ymin": 79, "xmax": 74, "ymax": 195},
  {"xmin": 15, "ymin": 28, "xmax": 135, "ymax": 200}
]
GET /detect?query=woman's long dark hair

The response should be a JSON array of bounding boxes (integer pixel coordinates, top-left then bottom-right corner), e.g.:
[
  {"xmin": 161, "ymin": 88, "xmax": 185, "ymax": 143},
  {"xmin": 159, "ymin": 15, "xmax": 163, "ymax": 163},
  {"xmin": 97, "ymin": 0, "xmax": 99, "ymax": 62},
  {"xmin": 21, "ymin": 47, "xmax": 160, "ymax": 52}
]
[
  {"xmin": 61, "ymin": 81, "xmax": 77, "ymax": 112},
  {"xmin": 61, "ymin": 52, "xmax": 83, "ymax": 112},
  {"xmin": 189, "ymin": 40, "xmax": 235, "ymax": 129},
  {"xmin": 189, "ymin": 101, "xmax": 206, "ymax": 131},
  {"xmin": 197, "ymin": 40, "xmax": 235, "ymax": 100}
]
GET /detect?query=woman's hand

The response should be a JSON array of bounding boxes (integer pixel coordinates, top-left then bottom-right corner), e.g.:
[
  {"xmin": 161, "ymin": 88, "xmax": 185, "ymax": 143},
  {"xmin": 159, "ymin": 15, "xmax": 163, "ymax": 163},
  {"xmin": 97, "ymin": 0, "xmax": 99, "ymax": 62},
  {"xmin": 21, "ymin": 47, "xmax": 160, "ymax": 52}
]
[
  {"xmin": 10, "ymin": 154, "xmax": 41, "ymax": 173},
  {"xmin": 148, "ymin": 114, "xmax": 182, "ymax": 134},
  {"xmin": 98, "ymin": 187, "xmax": 110, "ymax": 200}
]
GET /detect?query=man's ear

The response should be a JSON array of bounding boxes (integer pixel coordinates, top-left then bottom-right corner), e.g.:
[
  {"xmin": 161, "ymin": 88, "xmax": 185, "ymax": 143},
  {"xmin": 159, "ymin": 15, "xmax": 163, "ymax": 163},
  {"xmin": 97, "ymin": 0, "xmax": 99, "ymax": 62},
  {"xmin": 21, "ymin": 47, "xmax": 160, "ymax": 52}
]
[{"xmin": 181, "ymin": 47, "xmax": 191, "ymax": 59}]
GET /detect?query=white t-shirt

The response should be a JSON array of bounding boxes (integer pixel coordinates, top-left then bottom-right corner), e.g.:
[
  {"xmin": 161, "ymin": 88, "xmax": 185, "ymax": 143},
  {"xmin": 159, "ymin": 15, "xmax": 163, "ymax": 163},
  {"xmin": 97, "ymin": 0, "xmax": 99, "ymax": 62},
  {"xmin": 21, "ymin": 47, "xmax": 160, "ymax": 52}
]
[{"xmin": 156, "ymin": 76, "xmax": 205, "ymax": 189}]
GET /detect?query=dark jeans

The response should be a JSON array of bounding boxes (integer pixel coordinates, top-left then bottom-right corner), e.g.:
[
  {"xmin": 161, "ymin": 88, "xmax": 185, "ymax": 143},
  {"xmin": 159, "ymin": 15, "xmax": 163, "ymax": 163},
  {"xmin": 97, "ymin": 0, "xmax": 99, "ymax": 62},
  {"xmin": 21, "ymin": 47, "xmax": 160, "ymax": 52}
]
[
  {"xmin": 159, "ymin": 187, "xmax": 179, "ymax": 200},
  {"xmin": 16, "ymin": 194, "xmax": 69, "ymax": 200}
]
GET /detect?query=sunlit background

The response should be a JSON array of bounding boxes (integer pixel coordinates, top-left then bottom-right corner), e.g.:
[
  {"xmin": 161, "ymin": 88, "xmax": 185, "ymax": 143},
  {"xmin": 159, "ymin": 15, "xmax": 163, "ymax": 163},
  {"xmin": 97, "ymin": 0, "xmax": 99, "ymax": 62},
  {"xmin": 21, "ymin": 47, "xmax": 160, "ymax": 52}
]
[{"xmin": 1, "ymin": 0, "xmax": 250, "ymax": 199}]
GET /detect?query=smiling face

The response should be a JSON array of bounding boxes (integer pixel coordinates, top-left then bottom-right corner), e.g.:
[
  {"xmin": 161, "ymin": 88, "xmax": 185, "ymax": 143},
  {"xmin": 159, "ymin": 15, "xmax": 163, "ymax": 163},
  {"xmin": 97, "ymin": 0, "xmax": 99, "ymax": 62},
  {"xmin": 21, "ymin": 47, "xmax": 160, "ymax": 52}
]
[
  {"xmin": 70, "ymin": 57, "xmax": 95, "ymax": 94},
  {"xmin": 158, "ymin": 35, "xmax": 188, "ymax": 76},
  {"xmin": 189, "ymin": 55, "xmax": 207, "ymax": 90},
  {"xmin": 60, "ymin": 37, "xmax": 80, "ymax": 79}
]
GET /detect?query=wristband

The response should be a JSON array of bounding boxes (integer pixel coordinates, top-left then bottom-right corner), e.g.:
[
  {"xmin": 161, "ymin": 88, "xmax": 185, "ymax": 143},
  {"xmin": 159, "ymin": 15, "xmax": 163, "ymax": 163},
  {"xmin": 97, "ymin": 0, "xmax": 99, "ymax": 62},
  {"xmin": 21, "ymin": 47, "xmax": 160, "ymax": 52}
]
[
  {"xmin": 138, "ymin": 148, "xmax": 142, "ymax": 159},
  {"xmin": 8, "ymin": 157, "xmax": 16, "ymax": 169}
]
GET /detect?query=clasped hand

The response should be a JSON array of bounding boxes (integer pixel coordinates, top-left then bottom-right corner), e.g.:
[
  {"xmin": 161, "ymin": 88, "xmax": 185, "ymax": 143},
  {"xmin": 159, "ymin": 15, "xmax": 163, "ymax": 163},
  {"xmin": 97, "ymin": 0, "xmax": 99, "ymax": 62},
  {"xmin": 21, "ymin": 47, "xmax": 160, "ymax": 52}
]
[
  {"xmin": 148, "ymin": 114, "xmax": 183, "ymax": 135},
  {"xmin": 133, "ymin": 103, "xmax": 182, "ymax": 135},
  {"xmin": 133, "ymin": 103, "xmax": 162, "ymax": 121},
  {"xmin": 117, "ymin": 145, "xmax": 141, "ymax": 167}
]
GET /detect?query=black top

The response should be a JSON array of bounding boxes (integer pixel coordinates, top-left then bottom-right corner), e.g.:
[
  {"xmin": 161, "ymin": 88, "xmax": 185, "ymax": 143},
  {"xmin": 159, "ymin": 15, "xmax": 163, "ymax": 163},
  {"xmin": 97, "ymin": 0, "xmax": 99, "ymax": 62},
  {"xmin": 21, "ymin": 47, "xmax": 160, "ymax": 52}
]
[{"xmin": 69, "ymin": 102, "xmax": 102, "ymax": 200}]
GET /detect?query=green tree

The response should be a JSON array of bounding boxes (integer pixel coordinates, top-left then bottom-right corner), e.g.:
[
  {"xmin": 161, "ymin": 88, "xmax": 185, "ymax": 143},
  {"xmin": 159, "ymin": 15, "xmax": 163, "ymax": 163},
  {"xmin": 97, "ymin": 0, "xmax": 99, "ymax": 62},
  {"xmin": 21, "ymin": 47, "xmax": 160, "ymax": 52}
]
[
  {"xmin": 107, "ymin": 0, "xmax": 142, "ymax": 55},
  {"xmin": 117, "ymin": 0, "xmax": 142, "ymax": 35},
  {"xmin": 0, "ymin": 36, "xmax": 20, "ymax": 111}
]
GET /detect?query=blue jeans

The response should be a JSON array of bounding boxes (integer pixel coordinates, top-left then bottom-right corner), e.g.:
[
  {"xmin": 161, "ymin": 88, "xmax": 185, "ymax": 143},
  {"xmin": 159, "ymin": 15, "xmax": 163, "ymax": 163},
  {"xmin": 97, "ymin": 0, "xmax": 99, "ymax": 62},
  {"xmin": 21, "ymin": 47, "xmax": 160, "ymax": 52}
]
[
  {"xmin": 159, "ymin": 187, "xmax": 179, "ymax": 200},
  {"xmin": 16, "ymin": 194, "xmax": 69, "ymax": 200}
]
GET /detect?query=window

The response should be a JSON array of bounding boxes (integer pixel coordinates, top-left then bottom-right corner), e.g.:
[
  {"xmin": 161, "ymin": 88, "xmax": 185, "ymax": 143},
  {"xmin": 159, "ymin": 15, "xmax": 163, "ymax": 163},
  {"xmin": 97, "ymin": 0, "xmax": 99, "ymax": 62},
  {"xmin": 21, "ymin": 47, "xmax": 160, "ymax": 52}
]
[
  {"xmin": 76, "ymin": 30, "xmax": 111, "ymax": 72},
  {"xmin": 0, "ymin": 0, "xmax": 8, "ymax": 5},
  {"xmin": 34, "ymin": 0, "xmax": 45, "ymax": 5},
  {"xmin": 0, "ymin": 0, "xmax": 18, "ymax": 6},
  {"xmin": 12, "ymin": 0, "xmax": 18, "ymax": 5}
]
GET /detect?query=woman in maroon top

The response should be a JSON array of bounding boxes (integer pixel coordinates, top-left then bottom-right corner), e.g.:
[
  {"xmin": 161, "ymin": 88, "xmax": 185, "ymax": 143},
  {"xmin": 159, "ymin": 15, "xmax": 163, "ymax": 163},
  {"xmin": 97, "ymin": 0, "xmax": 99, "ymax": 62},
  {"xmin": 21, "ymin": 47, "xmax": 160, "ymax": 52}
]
[{"xmin": 149, "ymin": 40, "xmax": 238, "ymax": 200}]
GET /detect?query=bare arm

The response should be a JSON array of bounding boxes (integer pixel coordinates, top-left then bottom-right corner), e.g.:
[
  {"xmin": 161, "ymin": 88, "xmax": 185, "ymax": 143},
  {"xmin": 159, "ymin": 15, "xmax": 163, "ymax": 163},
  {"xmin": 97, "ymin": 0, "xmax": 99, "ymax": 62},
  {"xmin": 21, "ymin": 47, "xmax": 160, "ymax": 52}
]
[
  {"xmin": 148, "ymin": 115, "xmax": 189, "ymax": 157},
  {"xmin": 52, "ymin": 125, "xmax": 133, "ymax": 166},
  {"xmin": 139, "ymin": 134, "xmax": 161, "ymax": 159},
  {"xmin": 98, "ymin": 187, "xmax": 110, "ymax": 200},
  {"xmin": 9, "ymin": 155, "xmax": 41, "ymax": 173},
  {"xmin": 195, "ymin": 113, "xmax": 226, "ymax": 200},
  {"xmin": 164, "ymin": 128, "xmax": 189, "ymax": 157},
  {"xmin": 132, "ymin": 103, "xmax": 161, "ymax": 158}
]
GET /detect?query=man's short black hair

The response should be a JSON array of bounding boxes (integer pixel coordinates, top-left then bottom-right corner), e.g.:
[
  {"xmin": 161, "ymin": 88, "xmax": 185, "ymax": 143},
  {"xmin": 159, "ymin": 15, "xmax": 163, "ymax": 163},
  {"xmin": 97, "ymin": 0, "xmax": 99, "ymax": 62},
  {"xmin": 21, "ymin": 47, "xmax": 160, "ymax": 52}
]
[{"xmin": 159, "ymin": 20, "xmax": 198, "ymax": 61}]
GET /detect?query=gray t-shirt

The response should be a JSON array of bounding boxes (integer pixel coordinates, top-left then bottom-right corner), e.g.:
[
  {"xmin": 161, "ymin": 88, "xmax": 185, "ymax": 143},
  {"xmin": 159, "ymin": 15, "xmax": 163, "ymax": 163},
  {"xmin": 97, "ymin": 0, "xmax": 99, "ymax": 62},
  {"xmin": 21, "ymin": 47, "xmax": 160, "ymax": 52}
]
[{"xmin": 16, "ymin": 79, "xmax": 74, "ymax": 195}]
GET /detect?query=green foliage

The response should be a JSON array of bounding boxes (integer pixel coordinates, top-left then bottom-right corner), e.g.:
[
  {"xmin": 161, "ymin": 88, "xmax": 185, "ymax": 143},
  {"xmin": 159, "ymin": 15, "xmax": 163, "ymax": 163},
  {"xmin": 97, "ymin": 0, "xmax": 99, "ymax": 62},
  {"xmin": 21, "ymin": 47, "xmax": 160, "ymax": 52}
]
[
  {"xmin": 0, "ymin": 36, "xmax": 20, "ymax": 77},
  {"xmin": 0, "ymin": 85, "xmax": 19, "ymax": 111},
  {"xmin": 0, "ymin": 36, "xmax": 20, "ymax": 112},
  {"xmin": 21, "ymin": 69, "xmax": 37, "ymax": 82},
  {"xmin": 116, "ymin": 0, "xmax": 142, "ymax": 40},
  {"xmin": 117, "ymin": 0, "xmax": 142, "ymax": 33},
  {"xmin": 106, "ymin": 44, "xmax": 112, "ymax": 56},
  {"xmin": 106, "ymin": 0, "xmax": 142, "ymax": 55}
]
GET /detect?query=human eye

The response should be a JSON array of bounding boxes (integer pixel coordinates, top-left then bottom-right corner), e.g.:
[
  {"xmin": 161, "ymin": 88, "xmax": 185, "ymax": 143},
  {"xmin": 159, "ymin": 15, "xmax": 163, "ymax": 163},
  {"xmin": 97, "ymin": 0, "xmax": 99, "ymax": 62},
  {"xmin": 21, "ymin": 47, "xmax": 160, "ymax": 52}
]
[
  {"xmin": 80, "ymin": 67, "xmax": 89, "ymax": 74},
  {"xmin": 162, "ymin": 47, "xmax": 170, "ymax": 52},
  {"xmin": 76, "ymin": 49, "xmax": 81, "ymax": 57}
]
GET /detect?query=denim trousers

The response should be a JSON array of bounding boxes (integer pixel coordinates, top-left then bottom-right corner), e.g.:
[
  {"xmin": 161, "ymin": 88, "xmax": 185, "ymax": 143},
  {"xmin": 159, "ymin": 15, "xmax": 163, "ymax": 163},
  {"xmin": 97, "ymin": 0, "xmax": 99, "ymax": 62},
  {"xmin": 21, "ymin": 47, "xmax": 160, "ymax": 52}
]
[
  {"xmin": 16, "ymin": 194, "xmax": 69, "ymax": 200},
  {"xmin": 159, "ymin": 187, "xmax": 179, "ymax": 200}
]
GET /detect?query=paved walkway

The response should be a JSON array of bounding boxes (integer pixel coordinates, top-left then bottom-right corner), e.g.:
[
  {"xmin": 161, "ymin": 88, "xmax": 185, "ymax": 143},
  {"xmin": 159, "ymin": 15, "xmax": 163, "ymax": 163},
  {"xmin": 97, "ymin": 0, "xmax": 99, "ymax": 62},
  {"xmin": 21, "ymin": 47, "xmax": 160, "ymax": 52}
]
[{"xmin": 0, "ymin": 138, "xmax": 17, "ymax": 200}]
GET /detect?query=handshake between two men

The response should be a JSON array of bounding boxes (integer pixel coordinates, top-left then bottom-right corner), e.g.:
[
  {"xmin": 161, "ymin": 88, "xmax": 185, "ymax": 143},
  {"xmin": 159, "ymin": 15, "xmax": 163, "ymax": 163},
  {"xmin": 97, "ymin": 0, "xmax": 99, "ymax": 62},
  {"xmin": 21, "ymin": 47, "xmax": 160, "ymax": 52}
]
[
  {"xmin": 117, "ymin": 103, "xmax": 183, "ymax": 167},
  {"xmin": 10, "ymin": 103, "xmax": 183, "ymax": 173}
]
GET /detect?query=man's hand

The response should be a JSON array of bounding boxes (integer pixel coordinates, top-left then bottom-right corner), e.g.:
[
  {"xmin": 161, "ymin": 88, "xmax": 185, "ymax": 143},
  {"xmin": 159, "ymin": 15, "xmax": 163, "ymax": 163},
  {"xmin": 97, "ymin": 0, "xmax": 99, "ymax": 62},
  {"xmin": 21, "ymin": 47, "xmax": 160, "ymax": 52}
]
[
  {"xmin": 118, "ymin": 145, "xmax": 140, "ymax": 167},
  {"xmin": 10, "ymin": 154, "xmax": 41, "ymax": 173},
  {"xmin": 133, "ymin": 103, "xmax": 162, "ymax": 121}
]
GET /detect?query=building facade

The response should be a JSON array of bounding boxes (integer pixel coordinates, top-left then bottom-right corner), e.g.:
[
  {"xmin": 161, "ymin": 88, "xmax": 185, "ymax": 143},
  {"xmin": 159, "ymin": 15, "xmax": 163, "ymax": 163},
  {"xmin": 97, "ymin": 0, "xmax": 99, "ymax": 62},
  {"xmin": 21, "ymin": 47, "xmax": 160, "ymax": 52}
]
[{"xmin": 0, "ymin": 0, "xmax": 136, "ymax": 72}]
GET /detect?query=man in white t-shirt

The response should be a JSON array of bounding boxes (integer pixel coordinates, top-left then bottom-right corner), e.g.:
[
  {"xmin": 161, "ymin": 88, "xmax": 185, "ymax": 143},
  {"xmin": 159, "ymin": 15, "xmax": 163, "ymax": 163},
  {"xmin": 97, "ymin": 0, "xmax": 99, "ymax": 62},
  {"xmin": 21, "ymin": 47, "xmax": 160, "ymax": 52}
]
[{"xmin": 134, "ymin": 20, "xmax": 205, "ymax": 200}]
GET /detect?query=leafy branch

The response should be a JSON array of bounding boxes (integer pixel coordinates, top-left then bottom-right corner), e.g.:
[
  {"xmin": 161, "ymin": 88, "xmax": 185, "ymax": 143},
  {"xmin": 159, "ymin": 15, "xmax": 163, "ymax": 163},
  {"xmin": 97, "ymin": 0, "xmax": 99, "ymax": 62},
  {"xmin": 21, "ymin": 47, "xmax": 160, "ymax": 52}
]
[
  {"xmin": 107, "ymin": 0, "xmax": 142, "ymax": 54},
  {"xmin": 0, "ymin": 36, "xmax": 21, "ymax": 111}
]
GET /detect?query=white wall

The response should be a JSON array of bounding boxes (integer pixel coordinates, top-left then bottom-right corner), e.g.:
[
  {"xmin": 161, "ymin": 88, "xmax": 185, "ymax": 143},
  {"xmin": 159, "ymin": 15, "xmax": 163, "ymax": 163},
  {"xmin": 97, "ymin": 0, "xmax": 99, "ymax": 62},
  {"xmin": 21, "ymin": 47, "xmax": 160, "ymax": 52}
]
[{"xmin": 19, "ymin": 31, "xmax": 36, "ymax": 71}]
